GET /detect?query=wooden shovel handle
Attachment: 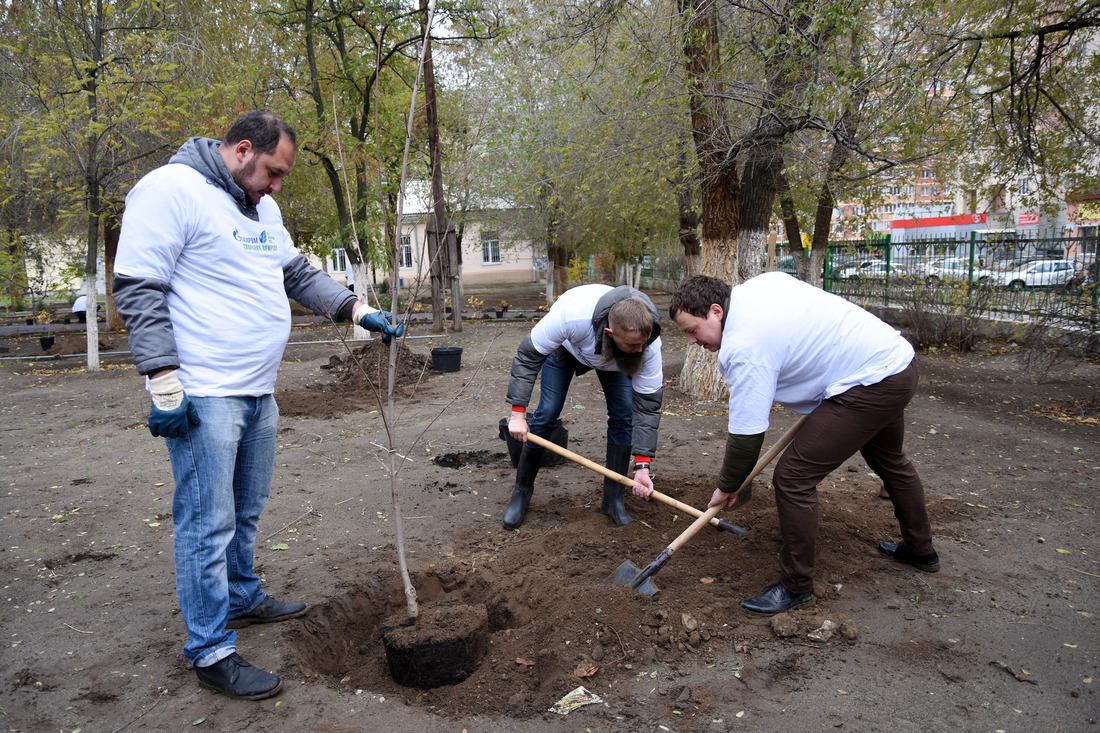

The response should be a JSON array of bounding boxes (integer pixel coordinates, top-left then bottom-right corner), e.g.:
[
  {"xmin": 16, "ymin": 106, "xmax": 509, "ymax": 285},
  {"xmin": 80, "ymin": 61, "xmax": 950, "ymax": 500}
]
[
  {"xmin": 524, "ymin": 432, "xmax": 734, "ymax": 532},
  {"xmin": 665, "ymin": 414, "xmax": 809, "ymax": 555}
]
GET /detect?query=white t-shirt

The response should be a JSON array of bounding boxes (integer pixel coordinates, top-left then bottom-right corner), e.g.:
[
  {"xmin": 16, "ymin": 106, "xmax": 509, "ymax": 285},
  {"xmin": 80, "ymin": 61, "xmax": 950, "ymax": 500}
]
[
  {"xmin": 115, "ymin": 164, "xmax": 298, "ymax": 396},
  {"xmin": 529, "ymin": 284, "xmax": 663, "ymax": 395},
  {"xmin": 720, "ymin": 272, "xmax": 914, "ymax": 433}
]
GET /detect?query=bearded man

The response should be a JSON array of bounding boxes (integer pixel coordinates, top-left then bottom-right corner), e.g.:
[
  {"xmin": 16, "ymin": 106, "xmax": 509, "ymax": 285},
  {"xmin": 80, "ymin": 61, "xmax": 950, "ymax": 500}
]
[
  {"xmin": 113, "ymin": 111, "xmax": 402, "ymax": 700},
  {"xmin": 503, "ymin": 284, "xmax": 664, "ymax": 529}
]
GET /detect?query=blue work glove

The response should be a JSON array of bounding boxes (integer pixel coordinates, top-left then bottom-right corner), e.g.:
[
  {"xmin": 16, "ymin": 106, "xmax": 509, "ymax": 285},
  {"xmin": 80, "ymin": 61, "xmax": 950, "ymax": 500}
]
[
  {"xmin": 148, "ymin": 371, "xmax": 200, "ymax": 439},
  {"xmin": 355, "ymin": 304, "xmax": 405, "ymax": 344}
]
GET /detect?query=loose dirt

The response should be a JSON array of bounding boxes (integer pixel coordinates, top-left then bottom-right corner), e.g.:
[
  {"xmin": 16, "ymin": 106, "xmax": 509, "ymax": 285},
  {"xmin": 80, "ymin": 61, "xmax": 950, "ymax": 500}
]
[{"xmin": 1, "ymin": 285, "xmax": 1098, "ymax": 733}]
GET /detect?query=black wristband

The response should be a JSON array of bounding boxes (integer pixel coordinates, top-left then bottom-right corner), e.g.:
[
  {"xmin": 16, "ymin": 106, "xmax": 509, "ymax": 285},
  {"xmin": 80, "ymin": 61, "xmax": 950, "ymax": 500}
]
[{"xmin": 634, "ymin": 462, "xmax": 652, "ymax": 474}]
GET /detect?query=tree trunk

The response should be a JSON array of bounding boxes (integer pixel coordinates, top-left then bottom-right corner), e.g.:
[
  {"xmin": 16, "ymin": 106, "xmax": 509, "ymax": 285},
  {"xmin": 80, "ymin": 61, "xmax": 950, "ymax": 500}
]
[
  {"xmin": 421, "ymin": 14, "xmax": 460, "ymax": 333},
  {"xmin": 103, "ymin": 205, "xmax": 124, "ymax": 332},
  {"xmin": 552, "ymin": 242, "xmax": 569, "ymax": 299},
  {"xmin": 84, "ymin": 188, "xmax": 100, "ymax": 373},
  {"xmin": 737, "ymin": 148, "xmax": 783, "ymax": 281},
  {"xmin": 675, "ymin": 149, "xmax": 701, "ymax": 278},
  {"xmin": 677, "ymin": 0, "xmax": 739, "ymax": 401}
]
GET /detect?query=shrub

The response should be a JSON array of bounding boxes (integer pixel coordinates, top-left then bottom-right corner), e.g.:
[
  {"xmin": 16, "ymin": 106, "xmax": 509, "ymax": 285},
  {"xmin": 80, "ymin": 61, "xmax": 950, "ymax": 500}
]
[{"xmin": 896, "ymin": 280, "xmax": 993, "ymax": 353}]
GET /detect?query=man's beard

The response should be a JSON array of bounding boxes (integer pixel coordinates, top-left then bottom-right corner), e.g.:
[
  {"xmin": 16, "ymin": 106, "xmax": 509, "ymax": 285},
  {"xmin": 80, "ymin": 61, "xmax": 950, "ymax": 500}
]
[
  {"xmin": 604, "ymin": 332, "xmax": 644, "ymax": 375},
  {"xmin": 232, "ymin": 157, "xmax": 261, "ymax": 203}
]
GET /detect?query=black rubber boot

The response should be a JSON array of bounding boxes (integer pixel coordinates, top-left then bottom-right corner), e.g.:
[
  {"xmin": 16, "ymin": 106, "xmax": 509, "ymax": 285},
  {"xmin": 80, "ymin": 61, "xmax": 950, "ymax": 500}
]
[
  {"xmin": 502, "ymin": 442, "xmax": 545, "ymax": 530},
  {"xmin": 601, "ymin": 442, "xmax": 633, "ymax": 526}
]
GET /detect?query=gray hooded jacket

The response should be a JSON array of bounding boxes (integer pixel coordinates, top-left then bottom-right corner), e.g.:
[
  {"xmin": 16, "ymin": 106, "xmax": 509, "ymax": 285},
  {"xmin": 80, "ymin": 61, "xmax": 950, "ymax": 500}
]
[
  {"xmin": 113, "ymin": 137, "xmax": 357, "ymax": 376},
  {"xmin": 506, "ymin": 286, "xmax": 664, "ymax": 458}
]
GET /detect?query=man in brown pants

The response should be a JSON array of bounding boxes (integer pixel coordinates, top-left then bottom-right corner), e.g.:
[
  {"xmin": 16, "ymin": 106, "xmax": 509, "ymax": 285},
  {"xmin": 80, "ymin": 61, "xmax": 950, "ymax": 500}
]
[{"xmin": 660, "ymin": 273, "xmax": 937, "ymax": 615}]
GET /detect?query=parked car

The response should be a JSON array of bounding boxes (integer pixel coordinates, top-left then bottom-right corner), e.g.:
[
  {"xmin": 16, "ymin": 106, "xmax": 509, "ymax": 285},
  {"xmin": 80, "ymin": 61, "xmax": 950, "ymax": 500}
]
[
  {"xmin": 835, "ymin": 260, "xmax": 904, "ymax": 280},
  {"xmin": 992, "ymin": 259, "xmax": 1080, "ymax": 290},
  {"xmin": 911, "ymin": 257, "xmax": 994, "ymax": 285}
]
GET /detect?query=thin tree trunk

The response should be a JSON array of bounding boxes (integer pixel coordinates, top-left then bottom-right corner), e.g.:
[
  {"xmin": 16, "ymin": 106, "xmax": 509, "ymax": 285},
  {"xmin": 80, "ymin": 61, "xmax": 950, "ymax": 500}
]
[{"xmin": 103, "ymin": 205, "xmax": 124, "ymax": 332}]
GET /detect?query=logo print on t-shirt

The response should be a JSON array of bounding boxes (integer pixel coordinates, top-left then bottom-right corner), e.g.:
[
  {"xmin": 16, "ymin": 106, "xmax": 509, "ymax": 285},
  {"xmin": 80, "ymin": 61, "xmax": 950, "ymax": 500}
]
[{"xmin": 233, "ymin": 228, "xmax": 276, "ymax": 252}]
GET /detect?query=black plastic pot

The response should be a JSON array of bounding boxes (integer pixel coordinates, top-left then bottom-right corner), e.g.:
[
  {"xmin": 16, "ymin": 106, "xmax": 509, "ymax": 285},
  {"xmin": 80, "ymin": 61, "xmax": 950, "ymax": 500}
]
[{"xmin": 431, "ymin": 347, "xmax": 462, "ymax": 372}]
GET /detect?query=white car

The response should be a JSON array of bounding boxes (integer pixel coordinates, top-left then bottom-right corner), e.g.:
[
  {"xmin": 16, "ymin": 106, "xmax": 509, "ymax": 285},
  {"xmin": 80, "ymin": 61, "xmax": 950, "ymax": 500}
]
[
  {"xmin": 993, "ymin": 259, "xmax": 1079, "ymax": 290},
  {"xmin": 835, "ymin": 261, "xmax": 902, "ymax": 280},
  {"xmin": 912, "ymin": 257, "xmax": 994, "ymax": 285}
]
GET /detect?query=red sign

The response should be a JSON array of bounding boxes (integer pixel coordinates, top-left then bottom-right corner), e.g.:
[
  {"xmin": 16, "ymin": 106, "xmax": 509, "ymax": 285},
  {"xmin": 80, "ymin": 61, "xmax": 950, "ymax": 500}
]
[
  {"xmin": 1018, "ymin": 212, "xmax": 1040, "ymax": 225},
  {"xmin": 891, "ymin": 213, "xmax": 987, "ymax": 229}
]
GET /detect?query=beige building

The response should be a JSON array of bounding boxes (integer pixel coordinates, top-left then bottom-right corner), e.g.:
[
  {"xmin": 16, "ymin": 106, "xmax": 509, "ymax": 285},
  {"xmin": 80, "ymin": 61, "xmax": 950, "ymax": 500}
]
[{"xmin": 319, "ymin": 193, "xmax": 538, "ymax": 289}]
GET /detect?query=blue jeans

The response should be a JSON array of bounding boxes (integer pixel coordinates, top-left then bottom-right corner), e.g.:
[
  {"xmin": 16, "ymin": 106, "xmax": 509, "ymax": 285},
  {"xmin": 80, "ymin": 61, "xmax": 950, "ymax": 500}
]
[
  {"xmin": 166, "ymin": 395, "xmax": 278, "ymax": 666},
  {"xmin": 529, "ymin": 351, "xmax": 633, "ymax": 446}
]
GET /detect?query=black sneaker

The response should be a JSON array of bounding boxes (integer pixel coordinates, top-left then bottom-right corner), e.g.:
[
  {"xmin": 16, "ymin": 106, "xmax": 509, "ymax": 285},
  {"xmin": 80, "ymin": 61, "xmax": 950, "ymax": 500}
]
[
  {"xmin": 227, "ymin": 597, "xmax": 307, "ymax": 629},
  {"xmin": 195, "ymin": 653, "xmax": 282, "ymax": 700},
  {"xmin": 739, "ymin": 581, "xmax": 816, "ymax": 615},
  {"xmin": 878, "ymin": 541, "xmax": 940, "ymax": 573}
]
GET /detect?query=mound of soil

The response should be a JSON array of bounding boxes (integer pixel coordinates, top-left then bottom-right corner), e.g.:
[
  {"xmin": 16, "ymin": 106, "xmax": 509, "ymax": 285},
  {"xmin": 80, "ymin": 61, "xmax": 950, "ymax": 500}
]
[{"xmin": 278, "ymin": 339, "xmax": 433, "ymax": 418}]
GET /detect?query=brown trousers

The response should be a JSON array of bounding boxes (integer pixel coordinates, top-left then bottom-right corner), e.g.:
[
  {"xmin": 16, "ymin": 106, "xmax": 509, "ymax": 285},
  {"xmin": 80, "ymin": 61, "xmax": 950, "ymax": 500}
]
[{"xmin": 772, "ymin": 361, "xmax": 932, "ymax": 594}]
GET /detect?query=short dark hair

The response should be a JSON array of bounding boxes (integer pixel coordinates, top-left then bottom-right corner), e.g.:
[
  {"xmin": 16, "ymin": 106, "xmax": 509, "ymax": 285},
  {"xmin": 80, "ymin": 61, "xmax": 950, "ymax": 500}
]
[
  {"xmin": 608, "ymin": 298, "xmax": 654, "ymax": 337},
  {"xmin": 669, "ymin": 275, "xmax": 731, "ymax": 320},
  {"xmin": 224, "ymin": 111, "xmax": 296, "ymax": 155}
]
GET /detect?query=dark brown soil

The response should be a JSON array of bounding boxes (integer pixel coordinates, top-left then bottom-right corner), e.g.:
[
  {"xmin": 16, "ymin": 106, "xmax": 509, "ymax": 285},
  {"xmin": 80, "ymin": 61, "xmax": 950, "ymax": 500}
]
[{"xmin": 1, "ymin": 284, "xmax": 1098, "ymax": 733}]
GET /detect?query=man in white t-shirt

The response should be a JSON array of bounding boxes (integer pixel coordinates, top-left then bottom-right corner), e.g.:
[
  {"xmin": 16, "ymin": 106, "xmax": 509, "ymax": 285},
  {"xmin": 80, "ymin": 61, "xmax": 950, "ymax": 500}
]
[
  {"xmin": 505, "ymin": 284, "xmax": 664, "ymax": 529},
  {"xmin": 113, "ymin": 111, "xmax": 403, "ymax": 700},
  {"xmin": 663, "ymin": 273, "xmax": 937, "ymax": 615}
]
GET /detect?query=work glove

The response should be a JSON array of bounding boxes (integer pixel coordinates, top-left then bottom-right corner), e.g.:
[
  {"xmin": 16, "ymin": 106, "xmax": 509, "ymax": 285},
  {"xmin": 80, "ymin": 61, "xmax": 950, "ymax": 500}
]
[
  {"xmin": 148, "ymin": 370, "xmax": 200, "ymax": 439},
  {"xmin": 354, "ymin": 303, "xmax": 405, "ymax": 344}
]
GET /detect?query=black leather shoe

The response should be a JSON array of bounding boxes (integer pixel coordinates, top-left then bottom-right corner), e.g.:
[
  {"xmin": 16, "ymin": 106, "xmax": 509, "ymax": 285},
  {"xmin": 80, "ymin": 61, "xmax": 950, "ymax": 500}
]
[
  {"xmin": 227, "ymin": 597, "xmax": 307, "ymax": 629},
  {"xmin": 195, "ymin": 653, "xmax": 282, "ymax": 700},
  {"xmin": 879, "ymin": 541, "xmax": 940, "ymax": 572},
  {"xmin": 740, "ymin": 581, "xmax": 815, "ymax": 615}
]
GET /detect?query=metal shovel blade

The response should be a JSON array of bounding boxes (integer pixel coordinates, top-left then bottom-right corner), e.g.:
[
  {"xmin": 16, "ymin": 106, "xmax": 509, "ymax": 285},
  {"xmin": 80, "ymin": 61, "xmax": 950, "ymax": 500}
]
[{"xmin": 611, "ymin": 560, "xmax": 659, "ymax": 596}]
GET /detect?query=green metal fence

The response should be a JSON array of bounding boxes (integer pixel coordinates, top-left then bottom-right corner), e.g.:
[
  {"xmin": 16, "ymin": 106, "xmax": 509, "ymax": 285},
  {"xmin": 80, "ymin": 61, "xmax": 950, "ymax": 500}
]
[
  {"xmin": 791, "ymin": 234, "xmax": 1099, "ymax": 333},
  {"xmin": 639, "ymin": 233, "xmax": 1100, "ymax": 335}
]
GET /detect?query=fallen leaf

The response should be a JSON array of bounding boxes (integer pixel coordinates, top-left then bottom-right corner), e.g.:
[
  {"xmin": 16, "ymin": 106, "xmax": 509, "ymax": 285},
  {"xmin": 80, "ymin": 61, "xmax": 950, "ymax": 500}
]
[
  {"xmin": 516, "ymin": 658, "xmax": 535, "ymax": 667},
  {"xmin": 1064, "ymin": 643, "xmax": 1078, "ymax": 648},
  {"xmin": 1056, "ymin": 549, "xmax": 1072, "ymax": 554},
  {"xmin": 341, "ymin": 675, "xmax": 351, "ymax": 683},
  {"xmin": 270, "ymin": 543, "xmax": 290, "ymax": 551},
  {"xmin": 573, "ymin": 663, "xmax": 598, "ymax": 678},
  {"xmin": 700, "ymin": 577, "xmax": 715, "ymax": 584},
  {"xmin": 837, "ymin": 689, "xmax": 848, "ymax": 695}
]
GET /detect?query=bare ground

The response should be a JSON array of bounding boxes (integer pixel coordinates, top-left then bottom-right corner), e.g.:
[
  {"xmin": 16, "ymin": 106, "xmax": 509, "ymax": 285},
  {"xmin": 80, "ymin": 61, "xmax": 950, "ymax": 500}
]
[{"xmin": 1, "ymin": 284, "xmax": 1098, "ymax": 733}]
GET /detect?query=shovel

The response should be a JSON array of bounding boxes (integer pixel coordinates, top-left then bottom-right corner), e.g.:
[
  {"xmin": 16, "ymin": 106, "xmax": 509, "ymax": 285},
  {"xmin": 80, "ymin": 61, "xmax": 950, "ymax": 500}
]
[
  {"xmin": 612, "ymin": 414, "xmax": 809, "ymax": 596},
  {"xmin": 524, "ymin": 433, "xmax": 746, "ymax": 536}
]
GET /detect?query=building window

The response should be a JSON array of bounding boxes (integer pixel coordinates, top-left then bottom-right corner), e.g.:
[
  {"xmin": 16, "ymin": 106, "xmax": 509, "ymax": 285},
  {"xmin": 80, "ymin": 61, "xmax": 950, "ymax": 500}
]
[
  {"xmin": 333, "ymin": 247, "xmax": 347, "ymax": 272},
  {"xmin": 921, "ymin": 186, "xmax": 930, "ymax": 196},
  {"xmin": 481, "ymin": 230, "xmax": 501, "ymax": 264},
  {"xmin": 920, "ymin": 170, "xmax": 932, "ymax": 179},
  {"xmin": 1018, "ymin": 178, "xmax": 1029, "ymax": 195},
  {"xmin": 400, "ymin": 236, "xmax": 413, "ymax": 269}
]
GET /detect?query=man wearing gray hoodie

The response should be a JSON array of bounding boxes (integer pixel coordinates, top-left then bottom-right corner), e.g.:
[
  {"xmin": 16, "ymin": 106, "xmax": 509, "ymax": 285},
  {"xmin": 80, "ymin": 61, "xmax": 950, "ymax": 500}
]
[
  {"xmin": 113, "ymin": 111, "xmax": 402, "ymax": 700},
  {"xmin": 504, "ymin": 284, "xmax": 664, "ymax": 529}
]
